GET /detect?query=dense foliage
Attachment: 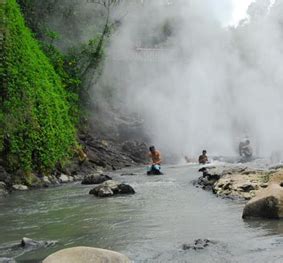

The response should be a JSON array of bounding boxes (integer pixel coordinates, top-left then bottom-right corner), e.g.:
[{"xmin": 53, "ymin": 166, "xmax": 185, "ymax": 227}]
[{"xmin": 0, "ymin": 0, "xmax": 77, "ymax": 173}]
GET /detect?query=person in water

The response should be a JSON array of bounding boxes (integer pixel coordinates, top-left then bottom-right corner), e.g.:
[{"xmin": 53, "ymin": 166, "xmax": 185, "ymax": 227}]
[
  {"xmin": 147, "ymin": 146, "xmax": 162, "ymax": 175},
  {"xmin": 198, "ymin": 150, "xmax": 208, "ymax": 164},
  {"xmin": 239, "ymin": 139, "xmax": 253, "ymax": 161}
]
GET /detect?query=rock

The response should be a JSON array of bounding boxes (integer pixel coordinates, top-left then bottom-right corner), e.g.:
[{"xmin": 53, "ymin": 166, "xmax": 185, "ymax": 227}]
[
  {"xmin": 43, "ymin": 246, "xmax": 131, "ymax": 263},
  {"xmin": 42, "ymin": 176, "xmax": 51, "ymax": 185},
  {"xmin": 182, "ymin": 239, "xmax": 215, "ymax": 250},
  {"xmin": 89, "ymin": 180, "xmax": 135, "ymax": 198},
  {"xmin": 58, "ymin": 174, "xmax": 69, "ymax": 183},
  {"xmin": 90, "ymin": 186, "xmax": 114, "ymax": 197},
  {"xmin": 238, "ymin": 183, "xmax": 256, "ymax": 192},
  {"xmin": 81, "ymin": 174, "xmax": 112, "ymax": 185},
  {"xmin": 117, "ymin": 183, "xmax": 135, "ymax": 194},
  {"xmin": 12, "ymin": 185, "xmax": 28, "ymax": 191},
  {"xmin": 242, "ymin": 183, "xmax": 283, "ymax": 219},
  {"xmin": 121, "ymin": 141, "xmax": 148, "ymax": 163},
  {"xmin": 21, "ymin": 237, "xmax": 56, "ymax": 249}
]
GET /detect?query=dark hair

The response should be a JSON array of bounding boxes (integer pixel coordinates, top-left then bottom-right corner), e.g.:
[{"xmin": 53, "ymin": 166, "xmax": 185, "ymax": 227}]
[
  {"xmin": 202, "ymin": 150, "xmax": 207, "ymax": 154},
  {"xmin": 149, "ymin": 146, "xmax": 155, "ymax": 151}
]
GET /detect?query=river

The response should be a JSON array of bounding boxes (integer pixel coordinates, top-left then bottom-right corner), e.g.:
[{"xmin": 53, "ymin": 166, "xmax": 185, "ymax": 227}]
[{"xmin": 0, "ymin": 164, "xmax": 283, "ymax": 262}]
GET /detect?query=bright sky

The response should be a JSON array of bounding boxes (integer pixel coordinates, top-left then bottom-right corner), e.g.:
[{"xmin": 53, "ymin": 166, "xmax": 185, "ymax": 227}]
[{"xmin": 230, "ymin": 0, "xmax": 253, "ymax": 25}]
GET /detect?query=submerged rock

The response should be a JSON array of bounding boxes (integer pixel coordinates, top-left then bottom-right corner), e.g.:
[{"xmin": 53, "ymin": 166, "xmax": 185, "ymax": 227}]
[
  {"xmin": 21, "ymin": 237, "xmax": 56, "ymax": 248},
  {"xmin": 43, "ymin": 246, "xmax": 131, "ymax": 263},
  {"xmin": 81, "ymin": 174, "xmax": 112, "ymax": 185},
  {"xmin": 89, "ymin": 180, "xmax": 135, "ymax": 198},
  {"xmin": 182, "ymin": 239, "xmax": 216, "ymax": 250},
  {"xmin": 21, "ymin": 237, "xmax": 57, "ymax": 249}
]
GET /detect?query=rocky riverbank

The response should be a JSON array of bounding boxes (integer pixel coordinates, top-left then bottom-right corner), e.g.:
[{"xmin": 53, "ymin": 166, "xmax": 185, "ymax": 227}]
[
  {"xmin": 0, "ymin": 132, "xmax": 147, "ymax": 198},
  {"xmin": 196, "ymin": 164, "xmax": 282, "ymax": 201},
  {"xmin": 196, "ymin": 162, "xmax": 283, "ymax": 219}
]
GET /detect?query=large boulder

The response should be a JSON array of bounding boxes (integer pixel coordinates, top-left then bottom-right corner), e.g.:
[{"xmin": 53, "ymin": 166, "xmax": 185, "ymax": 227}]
[
  {"xmin": 242, "ymin": 183, "xmax": 283, "ymax": 219},
  {"xmin": 82, "ymin": 174, "xmax": 112, "ymax": 185},
  {"xmin": 43, "ymin": 247, "xmax": 131, "ymax": 263},
  {"xmin": 89, "ymin": 180, "xmax": 135, "ymax": 198}
]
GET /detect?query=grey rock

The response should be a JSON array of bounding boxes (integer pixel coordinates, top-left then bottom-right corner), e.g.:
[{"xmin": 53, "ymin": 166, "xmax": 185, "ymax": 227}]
[
  {"xmin": 242, "ymin": 184, "xmax": 283, "ymax": 219},
  {"xmin": 12, "ymin": 185, "xmax": 28, "ymax": 191},
  {"xmin": 59, "ymin": 174, "xmax": 69, "ymax": 183},
  {"xmin": 43, "ymin": 246, "xmax": 131, "ymax": 263},
  {"xmin": 90, "ymin": 186, "xmax": 114, "ymax": 197},
  {"xmin": 182, "ymin": 239, "xmax": 216, "ymax": 250},
  {"xmin": 21, "ymin": 237, "xmax": 56, "ymax": 249},
  {"xmin": 89, "ymin": 180, "xmax": 135, "ymax": 198}
]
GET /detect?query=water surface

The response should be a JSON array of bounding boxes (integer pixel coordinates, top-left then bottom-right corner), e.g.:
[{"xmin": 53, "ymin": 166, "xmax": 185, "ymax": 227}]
[{"xmin": 0, "ymin": 165, "xmax": 283, "ymax": 262}]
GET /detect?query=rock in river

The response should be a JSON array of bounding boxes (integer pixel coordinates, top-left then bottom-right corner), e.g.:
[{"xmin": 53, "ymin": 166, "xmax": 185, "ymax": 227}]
[
  {"xmin": 12, "ymin": 184, "xmax": 28, "ymax": 191},
  {"xmin": 21, "ymin": 237, "xmax": 56, "ymax": 249},
  {"xmin": 242, "ymin": 184, "xmax": 283, "ymax": 219},
  {"xmin": 89, "ymin": 180, "xmax": 135, "ymax": 197},
  {"xmin": 182, "ymin": 239, "xmax": 216, "ymax": 250},
  {"xmin": 82, "ymin": 174, "xmax": 112, "ymax": 185},
  {"xmin": 43, "ymin": 246, "xmax": 131, "ymax": 263}
]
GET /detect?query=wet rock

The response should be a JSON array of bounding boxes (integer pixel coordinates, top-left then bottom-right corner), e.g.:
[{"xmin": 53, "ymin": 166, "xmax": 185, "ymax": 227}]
[
  {"xmin": 81, "ymin": 174, "xmax": 112, "ymax": 185},
  {"xmin": 89, "ymin": 180, "xmax": 135, "ymax": 198},
  {"xmin": 243, "ymin": 183, "xmax": 283, "ymax": 219},
  {"xmin": 43, "ymin": 246, "xmax": 131, "ymax": 263},
  {"xmin": 117, "ymin": 183, "xmax": 135, "ymax": 194},
  {"xmin": 21, "ymin": 237, "xmax": 56, "ymax": 249},
  {"xmin": 182, "ymin": 239, "xmax": 215, "ymax": 250},
  {"xmin": 58, "ymin": 174, "xmax": 69, "ymax": 183},
  {"xmin": 90, "ymin": 186, "xmax": 114, "ymax": 197},
  {"xmin": 12, "ymin": 184, "xmax": 28, "ymax": 191}
]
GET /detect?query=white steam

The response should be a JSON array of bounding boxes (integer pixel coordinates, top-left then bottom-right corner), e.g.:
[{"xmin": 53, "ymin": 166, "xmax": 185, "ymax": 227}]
[{"xmin": 99, "ymin": 0, "xmax": 283, "ymax": 159}]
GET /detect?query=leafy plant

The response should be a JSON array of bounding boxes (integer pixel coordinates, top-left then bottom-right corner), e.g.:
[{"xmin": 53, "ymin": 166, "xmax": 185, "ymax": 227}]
[{"xmin": 0, "ymin": 0, "xmax": 77, "ymax": 173}]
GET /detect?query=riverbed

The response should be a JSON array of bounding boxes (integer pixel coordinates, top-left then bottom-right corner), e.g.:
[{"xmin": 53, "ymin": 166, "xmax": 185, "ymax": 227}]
[{"xmin": 0, "ymin": 164, "xmax": 283, "ymax": 262}]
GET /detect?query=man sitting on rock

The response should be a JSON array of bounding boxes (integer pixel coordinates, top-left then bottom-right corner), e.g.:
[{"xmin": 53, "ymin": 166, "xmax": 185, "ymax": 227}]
[
  {"xmin": 239, "ymin": 139, "xmax": 253, "ymax": 162},
  {"xmin": 147, "ymin": 146, "xmax": 163, "ymax": 175},
  {"xmin": 198, "ymin": 150, "xmax": 208, "ymax": 165}
]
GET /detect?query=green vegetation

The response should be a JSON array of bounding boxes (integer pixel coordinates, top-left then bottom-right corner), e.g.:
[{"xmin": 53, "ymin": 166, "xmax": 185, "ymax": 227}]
[{"xmin": 0, "ymin": 0, "xmax": 77, "ymax": 174}]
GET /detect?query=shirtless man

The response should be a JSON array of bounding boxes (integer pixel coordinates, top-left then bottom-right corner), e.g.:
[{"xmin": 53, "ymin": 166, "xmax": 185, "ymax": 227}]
[
  {"xmin": 198, "ymin": 150, "xmax": 208, "ymax": 165},
  {"xmin": 147, "ymin": 146, "xmax": 162, "ymax": 175}
]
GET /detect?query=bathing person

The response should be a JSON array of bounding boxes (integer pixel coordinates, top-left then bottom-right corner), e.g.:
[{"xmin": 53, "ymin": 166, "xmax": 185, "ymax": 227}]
[
  {"xmin": 198, "ymin": 150, "xmax": 208, "ymax": 164},
  {"xmin": 239, "ymin": 139, "xmax": 253, "ymax": 161},
  {"xmin": 147, "ymin": 146, "xmax": 162, "ymax": 175}
]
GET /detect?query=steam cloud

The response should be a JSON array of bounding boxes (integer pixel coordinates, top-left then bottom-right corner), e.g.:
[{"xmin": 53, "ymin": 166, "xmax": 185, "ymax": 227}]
[{"xmin": 98, "ymin": 0, "xmax": 283, "ymax": 160}]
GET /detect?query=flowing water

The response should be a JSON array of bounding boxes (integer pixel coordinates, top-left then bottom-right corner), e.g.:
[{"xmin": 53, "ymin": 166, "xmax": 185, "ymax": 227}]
[{"xmin": 0, "ymin": 164, "xmax": 283, "ymax": 263}]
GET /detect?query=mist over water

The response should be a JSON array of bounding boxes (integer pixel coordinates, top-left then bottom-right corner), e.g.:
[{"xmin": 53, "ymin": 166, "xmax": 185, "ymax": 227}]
[{"xmin": 97, "ymin": 0, "xmax": 283, "ymax": 160}]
